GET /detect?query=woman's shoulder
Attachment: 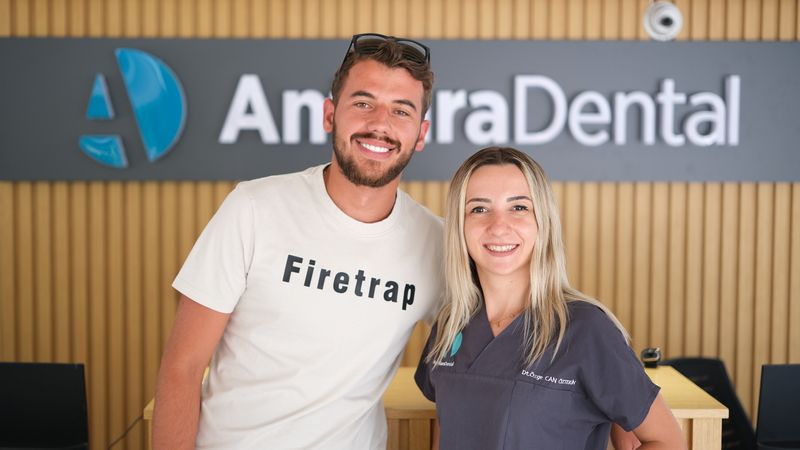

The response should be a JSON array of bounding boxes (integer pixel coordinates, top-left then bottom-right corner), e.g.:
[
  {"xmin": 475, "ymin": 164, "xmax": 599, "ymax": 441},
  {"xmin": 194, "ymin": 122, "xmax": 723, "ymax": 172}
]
[{"xmin": 565, "ymin": 300, "xmax": 625, "ymax": 341}]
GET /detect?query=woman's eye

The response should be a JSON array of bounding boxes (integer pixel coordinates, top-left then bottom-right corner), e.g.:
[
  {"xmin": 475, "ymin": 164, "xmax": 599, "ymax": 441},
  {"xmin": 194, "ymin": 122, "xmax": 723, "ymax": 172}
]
[
  {"xmin": 469, "ymin": 206, "xmax": 488, "ymax": 214},
  {"xmin": 512, "ymin": 205, "xmax": 529, "ymax": 211}
]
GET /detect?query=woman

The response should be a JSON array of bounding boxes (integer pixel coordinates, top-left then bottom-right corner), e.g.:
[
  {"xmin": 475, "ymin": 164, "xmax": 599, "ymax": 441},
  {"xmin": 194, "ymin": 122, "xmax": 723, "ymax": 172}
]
[{"xmin": 415, "ymin": 147, "xmax": 685, "ymax": 450}]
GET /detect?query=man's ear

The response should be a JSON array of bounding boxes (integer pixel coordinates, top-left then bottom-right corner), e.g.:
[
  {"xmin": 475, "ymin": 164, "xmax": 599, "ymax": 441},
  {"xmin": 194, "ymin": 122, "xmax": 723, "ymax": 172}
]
[
  {"xmin": 414, "ymin": 119, "xmax": 431, "ymax": 152},
  {"xmin": 323, "ymin": 98, "xmax": 335, "ymax": 133}
]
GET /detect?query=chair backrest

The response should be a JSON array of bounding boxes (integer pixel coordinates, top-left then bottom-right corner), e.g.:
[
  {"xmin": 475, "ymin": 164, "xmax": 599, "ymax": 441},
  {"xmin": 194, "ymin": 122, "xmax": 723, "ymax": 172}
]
[
  {"xmin": 0, "ymin": 362, "xmax": 89, "ymax": 449},
  {"xmin": 662, "ymin": 357, "xmax": 756, "ymax": 450},
  {"xmin": 756, "ymin": 364, "xmax": 800, "ymax": 447}
]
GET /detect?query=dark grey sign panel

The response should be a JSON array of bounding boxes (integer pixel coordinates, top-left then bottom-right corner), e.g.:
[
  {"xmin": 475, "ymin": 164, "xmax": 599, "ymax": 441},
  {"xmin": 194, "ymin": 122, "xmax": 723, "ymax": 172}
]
[{"xmin": 1, "ymin": 38, "xmax": 798, "ymax": 181}]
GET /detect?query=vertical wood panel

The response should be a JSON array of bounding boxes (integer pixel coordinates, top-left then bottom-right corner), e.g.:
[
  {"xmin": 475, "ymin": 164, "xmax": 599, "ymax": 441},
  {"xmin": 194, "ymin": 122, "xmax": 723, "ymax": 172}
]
[
  {"xmin": 687, "ymin": 0, "xmax": 707, "ymax": 39},
  {"xmin": 718, "ymin": 183, "xmax": 739, "ymax": 375},
  {"xmin": 580, "ymin": 183, "xmax": 599, "ymax": 298},
  {"xmin": 790, "ymin": 184, "xmax": 800, "ymax": 363},
  {"xmin": 49, "ymin": 1, "xmax": 69, "ymax": 37},
  {"xmin": 34, "ymin": 183, "xmax": 53, "ymax": 360},
  {"xmin": 0, "ymin": 183, "xmax": 16, "ymax": 360},
  {"xmin": 684, "ymin": 183, "xmax": 703, "ymax": 356},
  {"xmin": 69, "ymin": 182, "xmax": 89, "ymax": 366},
  {"xmin": 177, "ymin": 0, "xmax": 194, "ymax": 37},
  {"xmin": 32, "ymin": 0, "xmax": 47, "ymax": 35},
  {"xmin": 752, "ymin": 183, "xmax": 775, "ymax": 414},
  {"xmin": 598, "ymin": 183, "xmax": 617, "ymax": 312},
  {"xmin": 735, "ymin": 183, "xmax": 756, "ymax": 413},
  {"xmin": 196, "ymin": 0, "xmax": 213, "ymax": 37},
  {"xmin": 632, "ymin": 183, "xmax": 652, "ymax": 350},
  {"xmin": 615, "ymin": 183, "xmax": 634, "ymax": 331},
  {"xmin": 762, "ymin": 0, "xmax": 780, "ymax": 39},
  {"xmin": 563, "ymin": 182, "xmax": 582, "ymax": 288},
  {"xmin": 778, "ymin": 0, "xmax": 796, "ymax": 39},
  {"xmin": 124, "ymin": 182, "xmax": 144, "ymax": 450},
  {"xmin": 88, "ymin": 182, "xmax": 108, "ymax": 449},
  {"xmin": 160, "ymin": 183, "xmax": 179, "ymax": 353},
  {"xmin": 107, "ymin": 182, "xmax": 126, "ymax": 447},
  {"xmin": 650, "ymin": 183, "xmax": 669, "ymax": 352},
  {"xmin": 106, "ymin": 0, "xmax": 121, "ymax": 36},
  {"xmin": 771, "ymin": 184, "xmax": 791, "ymax": 363},
  {"xmin": 667, "ymin": 183, "xmax": 687, "ymax": 356},
  {"xmin": 0, "ymin": 0, "xmax": 11, "ymax": 35},
  {"xmin": 142, "ymin": 182, "xmax": 161, "ymax": 427},
  {"xmin": 530, "ymin": 0, "xmax": 548, "ymax": 39},
  {"xmin": 708, "ymin": 0, "xmax": 726, "ymax": 39},
  {"xmin": 53, "ymin": 183, "xmax": 72, "ymax": 362},
  {"xmin": 16, "ymin": 183, "xmax": 35, "ymax": 361},
  {"xmin": 701, "ymin": 183, "xmax": 721, "ymax": 355}
]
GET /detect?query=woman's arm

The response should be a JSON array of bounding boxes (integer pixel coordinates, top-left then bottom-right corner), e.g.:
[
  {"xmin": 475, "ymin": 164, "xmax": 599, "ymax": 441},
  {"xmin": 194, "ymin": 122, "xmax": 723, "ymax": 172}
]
[
  {"xmin": 610, "ymin": 422, "xmax": 641, "ymax": 450},
  {"xmin": 631, "ymin": 394, "xmax": 687, "ymax": 450}
]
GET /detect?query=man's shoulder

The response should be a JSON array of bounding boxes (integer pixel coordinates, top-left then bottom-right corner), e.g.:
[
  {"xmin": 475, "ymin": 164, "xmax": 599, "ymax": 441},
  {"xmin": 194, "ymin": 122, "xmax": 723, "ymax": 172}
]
[
  {"xmin": 398, "ymin": 190, "xmax": 444, "ymax": 231},
  {"xmin": 236, "ymin": 165, "xmax": 321, "ymax": 199}
]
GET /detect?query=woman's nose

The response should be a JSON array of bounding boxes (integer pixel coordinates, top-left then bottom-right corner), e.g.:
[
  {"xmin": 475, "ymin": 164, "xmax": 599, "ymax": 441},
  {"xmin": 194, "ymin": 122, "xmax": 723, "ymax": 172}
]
[{"xmin": 486, "ymin": 213, "xmax": 510, "ymax": 234}]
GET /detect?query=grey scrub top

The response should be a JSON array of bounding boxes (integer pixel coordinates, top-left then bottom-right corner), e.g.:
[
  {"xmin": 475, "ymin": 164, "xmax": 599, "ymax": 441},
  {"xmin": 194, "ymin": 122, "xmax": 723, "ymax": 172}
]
[{"xmin": 415, "ymin": 301, "xmax": 660, "ymax": 450}]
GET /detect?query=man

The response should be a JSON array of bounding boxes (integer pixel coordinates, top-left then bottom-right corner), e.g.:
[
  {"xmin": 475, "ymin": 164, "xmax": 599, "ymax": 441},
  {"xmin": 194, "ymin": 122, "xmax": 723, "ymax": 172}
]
[{"xmin": 152, "ymin": 34, "xmax": 443, "ymax": 449}]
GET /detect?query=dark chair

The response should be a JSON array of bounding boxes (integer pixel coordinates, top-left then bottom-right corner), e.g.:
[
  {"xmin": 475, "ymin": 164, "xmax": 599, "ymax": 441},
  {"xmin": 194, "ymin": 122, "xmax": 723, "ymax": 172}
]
[
  {"xmin": 756, "ymin": 364, "xmax": 800, "ymax": 450},
  {"xmin": 0, "ymin": 362, "xmax": 89, "ymax": 450},
  {"xmin": 661, "ymin": 357, "xmax": 756, "ymax": 450}
]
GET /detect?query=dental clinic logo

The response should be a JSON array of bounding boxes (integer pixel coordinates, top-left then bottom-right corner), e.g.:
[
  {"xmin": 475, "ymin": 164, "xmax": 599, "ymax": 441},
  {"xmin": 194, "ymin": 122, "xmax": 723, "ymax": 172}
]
[{"xmin": 80, "ymin": 48, "xmax": 186, "ymax": 168}]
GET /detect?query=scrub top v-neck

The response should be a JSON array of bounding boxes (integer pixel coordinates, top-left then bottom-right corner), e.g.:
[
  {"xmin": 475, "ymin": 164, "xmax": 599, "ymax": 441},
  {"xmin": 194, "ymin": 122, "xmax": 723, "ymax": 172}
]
[{"xmin": 415, "ymin": 301, "xmax": 659, "ymax": 450}]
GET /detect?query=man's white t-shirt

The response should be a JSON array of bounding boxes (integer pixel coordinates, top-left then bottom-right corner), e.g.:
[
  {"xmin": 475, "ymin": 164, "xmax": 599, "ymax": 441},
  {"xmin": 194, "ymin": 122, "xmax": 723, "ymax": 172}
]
[{"xmin": 173, "ymin": 165, "xmax": 444, "ymax": 449}]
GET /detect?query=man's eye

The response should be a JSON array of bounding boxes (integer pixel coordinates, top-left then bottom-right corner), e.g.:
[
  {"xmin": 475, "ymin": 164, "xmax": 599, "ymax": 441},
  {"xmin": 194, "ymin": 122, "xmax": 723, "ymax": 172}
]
[
  {"xmin": 355, "ymin": 102, "xmax": 370, "ymax": 108},
  {"xmin": 395, "ymin": 109, "xmax": 410, "ymax": 117}
]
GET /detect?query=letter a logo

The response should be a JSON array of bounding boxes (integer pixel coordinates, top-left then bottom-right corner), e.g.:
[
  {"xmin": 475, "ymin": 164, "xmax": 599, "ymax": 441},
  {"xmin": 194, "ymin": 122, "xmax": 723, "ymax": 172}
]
[{"xmin": 80, "ymin": 49, "xmax": 187, "ymax": 168}]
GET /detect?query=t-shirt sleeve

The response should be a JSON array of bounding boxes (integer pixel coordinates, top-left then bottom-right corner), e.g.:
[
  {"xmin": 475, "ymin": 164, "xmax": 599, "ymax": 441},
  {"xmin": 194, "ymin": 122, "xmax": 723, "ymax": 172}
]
[
  {"xmin": 172, "ymin": 184, "xmax": 255, "ymax": 313},
  {"xmin": 578, "ymin": 308, "xmax": 660, "ymax": 432},
  {"xmin": 414, "ymin": 324, "xmax": 438, "ymax": 402}
]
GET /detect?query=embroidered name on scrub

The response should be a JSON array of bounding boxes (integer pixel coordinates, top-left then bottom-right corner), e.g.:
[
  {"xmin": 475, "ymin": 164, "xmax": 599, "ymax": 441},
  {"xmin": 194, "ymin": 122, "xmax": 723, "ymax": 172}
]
[
  {"xmin": 282, "ymin": 254, "xmax": 417, "ymax": 310},
  {"xmin": 521, "ymin": 369, "xmax": 577, "ymax": 386}
]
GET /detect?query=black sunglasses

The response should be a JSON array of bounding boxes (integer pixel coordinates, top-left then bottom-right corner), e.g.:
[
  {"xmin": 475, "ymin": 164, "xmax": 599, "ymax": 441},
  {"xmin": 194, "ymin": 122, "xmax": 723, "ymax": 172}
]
[{"xmin": 342, "ymin": 33, "xmax": 431, "ymax": 66}]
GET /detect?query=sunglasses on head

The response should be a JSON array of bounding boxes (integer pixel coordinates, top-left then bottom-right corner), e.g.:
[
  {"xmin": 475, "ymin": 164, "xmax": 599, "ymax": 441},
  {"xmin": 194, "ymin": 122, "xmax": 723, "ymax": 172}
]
[{"xmin": 342, "ymin": 33, "xmax": 431, "ymax": 66}]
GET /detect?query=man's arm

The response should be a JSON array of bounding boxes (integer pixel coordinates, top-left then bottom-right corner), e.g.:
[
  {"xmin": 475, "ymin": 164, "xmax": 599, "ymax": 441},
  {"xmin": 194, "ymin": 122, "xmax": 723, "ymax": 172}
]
[{"xmin": 152, "ymin": 295, "xmax": 231, "ymax": 450}]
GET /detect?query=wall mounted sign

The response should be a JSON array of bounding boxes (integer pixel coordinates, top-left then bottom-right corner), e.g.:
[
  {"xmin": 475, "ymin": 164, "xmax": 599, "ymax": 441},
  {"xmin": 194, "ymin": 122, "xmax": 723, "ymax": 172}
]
[{"xmin": 1, "ymin": 38, "xmax": 798, "ymax": 181}]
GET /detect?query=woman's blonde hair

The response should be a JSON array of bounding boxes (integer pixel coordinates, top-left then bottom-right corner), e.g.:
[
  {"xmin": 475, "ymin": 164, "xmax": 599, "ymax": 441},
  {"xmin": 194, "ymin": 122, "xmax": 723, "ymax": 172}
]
[{"xmin": 428, "ymin": 147, "xmax": 628, "ymax": 367}]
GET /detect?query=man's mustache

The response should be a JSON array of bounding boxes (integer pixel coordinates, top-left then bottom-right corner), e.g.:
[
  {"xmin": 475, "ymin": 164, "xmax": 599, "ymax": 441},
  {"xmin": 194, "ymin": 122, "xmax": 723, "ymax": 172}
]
[{"xmin": 350, "ymin": 133, "xmax": 401, "ymax": 150}]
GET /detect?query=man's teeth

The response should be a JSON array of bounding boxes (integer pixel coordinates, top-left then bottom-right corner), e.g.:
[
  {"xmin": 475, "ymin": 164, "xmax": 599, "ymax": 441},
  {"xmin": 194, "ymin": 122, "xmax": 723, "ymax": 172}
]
[
  {"xmin": 486, "ymin": 244, "xmax": 517, "ymax": 252},
  {"xmin": 361, "ymin": 142, "xmax": 391, "ymax": 153}
]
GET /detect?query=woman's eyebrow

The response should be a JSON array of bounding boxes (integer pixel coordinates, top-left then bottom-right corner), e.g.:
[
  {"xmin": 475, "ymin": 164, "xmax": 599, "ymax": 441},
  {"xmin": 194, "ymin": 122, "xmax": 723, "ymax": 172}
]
[{"xmin": 507, "ymin": 195, "xmax": 532, "ymax": 202}]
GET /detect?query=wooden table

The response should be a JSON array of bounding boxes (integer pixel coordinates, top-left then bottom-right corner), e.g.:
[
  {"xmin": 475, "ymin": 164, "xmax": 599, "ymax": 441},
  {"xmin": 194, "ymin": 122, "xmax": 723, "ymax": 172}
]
[
  {"xmin": 144, "ymin": 366, "xmax": 727, "ymax": 450},
  {"xmin": 645, "ymin": 366, "xmax": 729, "ymax": 450}
]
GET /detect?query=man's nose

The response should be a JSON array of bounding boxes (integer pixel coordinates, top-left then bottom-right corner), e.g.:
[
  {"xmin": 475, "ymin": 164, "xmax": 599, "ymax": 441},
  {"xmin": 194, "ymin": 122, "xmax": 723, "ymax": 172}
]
[{"xmin": 366, "ymin": 105, "xmax": 391, "ymax": 133}]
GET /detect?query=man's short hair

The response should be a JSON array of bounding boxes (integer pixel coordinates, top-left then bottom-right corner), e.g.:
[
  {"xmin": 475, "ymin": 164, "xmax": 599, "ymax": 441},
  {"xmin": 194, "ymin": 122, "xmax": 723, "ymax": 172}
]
[{"xmin": 330, "ymin": 38, "xmax": 434, "ymax": 117}]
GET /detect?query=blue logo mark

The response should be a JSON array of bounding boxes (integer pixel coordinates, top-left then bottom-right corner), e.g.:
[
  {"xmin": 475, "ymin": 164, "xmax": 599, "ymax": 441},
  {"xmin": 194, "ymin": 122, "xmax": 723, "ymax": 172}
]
[
  {"xmin": 450, "ymin": 332, "xmax": 463, "ymax": 357},
  {"xmin": 80, "ymin": 48, "xmax": 187, "ymax": 169}
]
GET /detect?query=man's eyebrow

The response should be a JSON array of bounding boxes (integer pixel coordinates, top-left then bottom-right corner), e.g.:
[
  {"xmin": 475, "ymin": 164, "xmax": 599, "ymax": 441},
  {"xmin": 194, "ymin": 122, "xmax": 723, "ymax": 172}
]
[
  {"xmin": 349, "ymin": 90, "xmax": 419, "ymax": 112},
  {"xmin": 393, "ymin": 99, "xmax": 418, "ymax": 111},
  {"xmin": 350, "ymin": 90, "xmax": 375, "ymax": 100}
]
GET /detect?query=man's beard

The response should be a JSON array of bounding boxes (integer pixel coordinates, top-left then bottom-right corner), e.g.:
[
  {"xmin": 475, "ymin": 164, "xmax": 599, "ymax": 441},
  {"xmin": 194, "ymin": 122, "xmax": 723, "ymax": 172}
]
[{"xmin": 332, "ymin": 125, "xmax": 416, "ymax": 188}]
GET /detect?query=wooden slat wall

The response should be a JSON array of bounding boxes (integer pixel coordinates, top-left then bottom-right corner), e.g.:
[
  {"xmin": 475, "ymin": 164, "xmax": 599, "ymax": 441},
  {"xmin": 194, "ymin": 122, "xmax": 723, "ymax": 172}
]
[{"xmin": 1, "ymin": 1, "xmax": 798, "ymax": 448}]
